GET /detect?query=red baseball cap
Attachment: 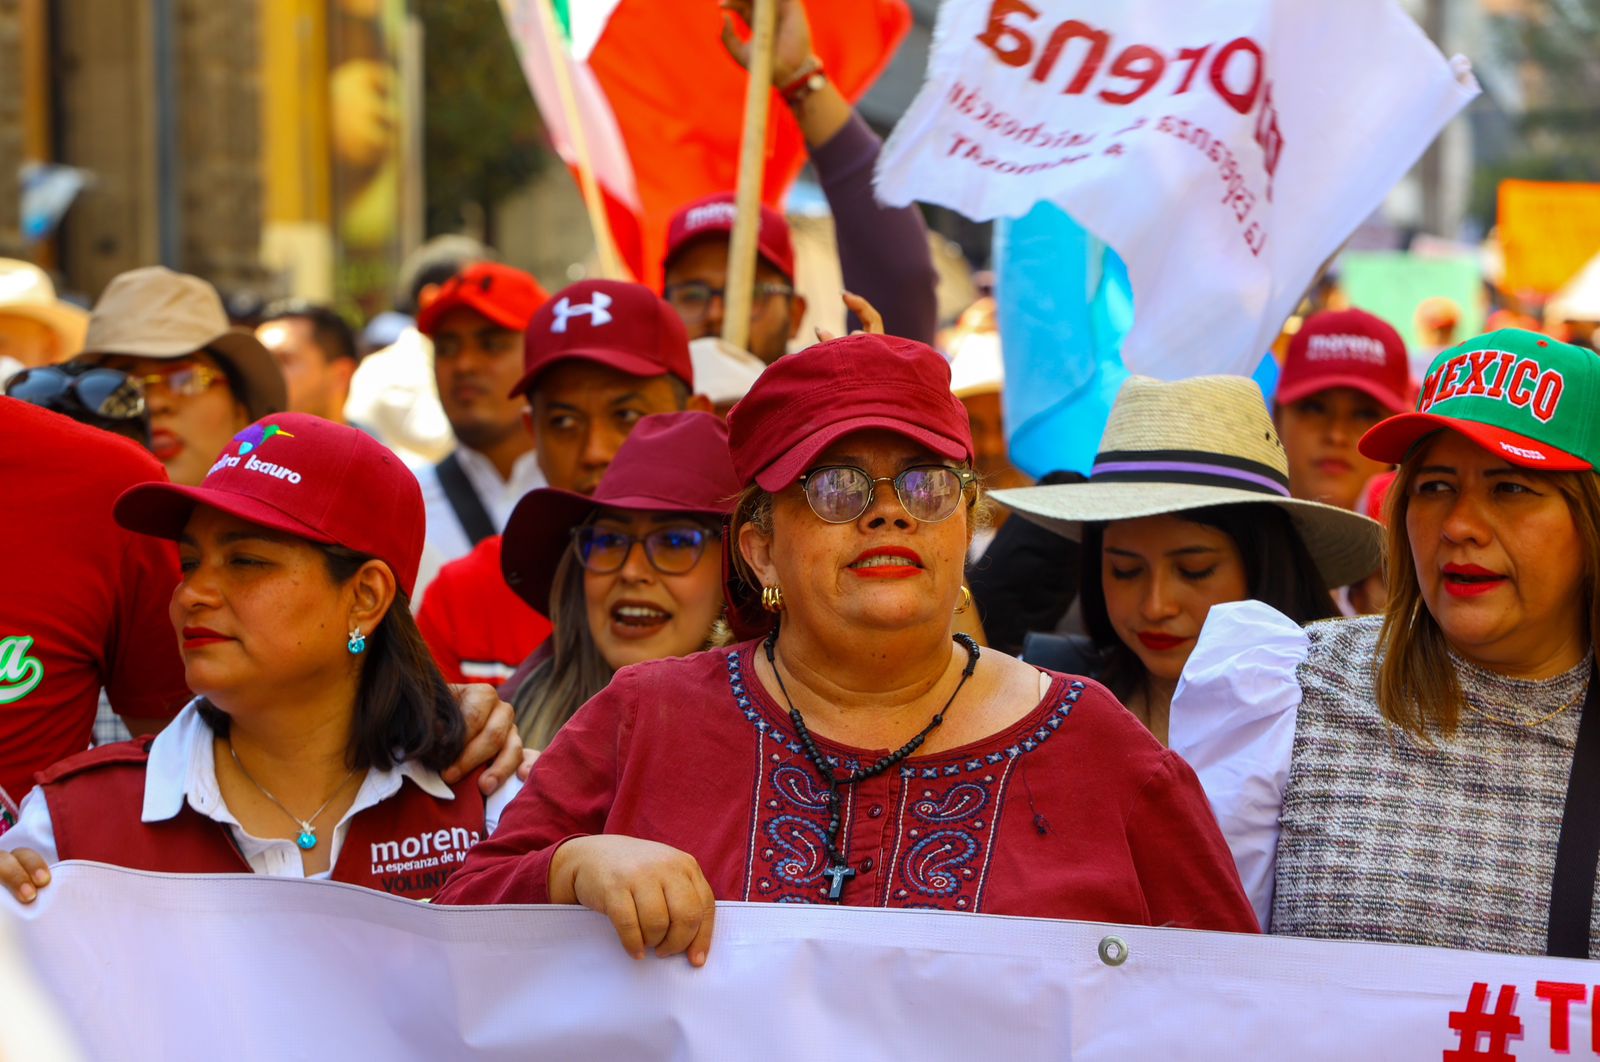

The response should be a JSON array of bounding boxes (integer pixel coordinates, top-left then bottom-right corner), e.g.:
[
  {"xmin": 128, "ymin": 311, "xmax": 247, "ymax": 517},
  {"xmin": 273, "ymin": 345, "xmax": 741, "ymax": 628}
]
[
  {"xmin": 509, "ymin": 279, "xmax": 694, "ymax": 398},
  {"xmin": 663, "ymin": 193, "xmax": 796, "ymax": 281},
  {"xmin": 501, "ymin": 411, "xmax": 740, "ymax": 613},
  {"xmin": 113, "ymin": 413, "xmax": 426, "ymax": 597},
  {"xmin": 1278, "ymin": 309, "xmax": 1413, "ymax": 414},
  {"xmin": 416, "ymin": 262, "xmax": 549, "ymax": 337},
  {"xmin": 727, "ymin": 333, "xmax": 975, "ymax": 492},
  {"xmin": 1361, "ymin": 470, "xmax": 1398, "ymax": 525}
]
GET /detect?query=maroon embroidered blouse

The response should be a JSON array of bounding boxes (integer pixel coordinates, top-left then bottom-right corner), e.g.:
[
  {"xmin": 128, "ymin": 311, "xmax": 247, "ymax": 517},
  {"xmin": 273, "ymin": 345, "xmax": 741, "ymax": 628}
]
[{"xmin": 435, "ymin": 643, "xmax": 1258, "ymax": 932}]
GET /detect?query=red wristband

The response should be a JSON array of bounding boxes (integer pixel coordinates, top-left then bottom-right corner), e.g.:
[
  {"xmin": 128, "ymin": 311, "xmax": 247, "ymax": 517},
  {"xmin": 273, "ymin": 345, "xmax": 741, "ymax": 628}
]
[{"xmin": 779, "ymin": 59, "xmax": 826, "ymax": 107}]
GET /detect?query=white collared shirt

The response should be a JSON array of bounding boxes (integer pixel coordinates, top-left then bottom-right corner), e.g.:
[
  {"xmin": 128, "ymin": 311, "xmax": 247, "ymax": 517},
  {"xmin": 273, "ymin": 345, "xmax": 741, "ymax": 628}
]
[
  {"xmin": 4, "ymin": 701, "xmax": 522, "ymax": 879},
  {"xmin": 416, "ymin": 445, "xmax": 545, "ymax": 573}
]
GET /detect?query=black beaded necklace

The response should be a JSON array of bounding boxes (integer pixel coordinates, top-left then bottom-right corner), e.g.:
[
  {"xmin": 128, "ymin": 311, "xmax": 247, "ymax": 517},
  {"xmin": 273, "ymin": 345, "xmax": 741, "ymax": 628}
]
[{"xmin": 763, "ymin": 629, "xmax": 981, "ymax": 902}]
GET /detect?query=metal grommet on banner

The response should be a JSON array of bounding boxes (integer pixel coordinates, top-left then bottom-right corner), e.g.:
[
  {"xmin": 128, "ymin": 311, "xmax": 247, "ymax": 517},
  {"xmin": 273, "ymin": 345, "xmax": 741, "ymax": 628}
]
[{"xmin": 1098, "ymin": 935, "xmax": 1129, "ymax": 967}]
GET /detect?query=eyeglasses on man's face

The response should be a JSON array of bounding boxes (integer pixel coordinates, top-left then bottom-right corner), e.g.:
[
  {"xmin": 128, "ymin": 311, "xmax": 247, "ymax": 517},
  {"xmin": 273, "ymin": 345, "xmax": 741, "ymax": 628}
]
[
  {"xmin": 662, "ymin": 281, "xmax": 796, "ymax": 322},
  {"xmin": 571, "ymin": 523, "xmax": 718, "ymax": 576},
  {"xmin": 797, "ymin": 465, "xmax": 977, "ymax": 524}
]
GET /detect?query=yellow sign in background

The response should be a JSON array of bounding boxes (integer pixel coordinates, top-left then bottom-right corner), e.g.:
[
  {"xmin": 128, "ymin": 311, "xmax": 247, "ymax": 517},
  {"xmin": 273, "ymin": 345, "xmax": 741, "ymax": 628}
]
[{"xmin": 1498, "ymin": 179, "xmax": 1600, "ymax": 297}]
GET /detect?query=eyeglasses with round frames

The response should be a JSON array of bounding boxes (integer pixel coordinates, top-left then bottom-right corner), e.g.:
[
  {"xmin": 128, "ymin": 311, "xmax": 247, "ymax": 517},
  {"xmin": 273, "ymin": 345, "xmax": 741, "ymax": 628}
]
[
  {"xmin": 571, "ymin": 524, "xmax": 718, "ymax": 576},
  {"xmin": 797, "ymin": 465, "xmax": 977, "ymax": 524}
]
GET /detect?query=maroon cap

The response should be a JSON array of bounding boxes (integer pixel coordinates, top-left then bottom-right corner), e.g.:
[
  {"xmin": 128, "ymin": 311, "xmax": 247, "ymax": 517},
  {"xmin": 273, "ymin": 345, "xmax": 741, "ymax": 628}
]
[
  {"xmin": 113, "ymin": 413, "xmax": 425, "ymax": 597},
  {"xmin": 416, "ymin": 262, "xmax": 549, "ymax": 337},
  {"xmin": 509, "ymin": 279, "xmax": 694, "ymax": 398},
  {"xmin": 501, "ymin": 411, "xmax": 740, "ymax": 613},
  {"xmin": 727, "ymin": 333, "xmax": 974, "ymax": 493},
  {"xmin": 1278, "ymin": 309, "xmax": 1413, "ymax": 414},
  {"xmin": 663, "ymin": 193, "xmax": 796, "ymax": 281}
]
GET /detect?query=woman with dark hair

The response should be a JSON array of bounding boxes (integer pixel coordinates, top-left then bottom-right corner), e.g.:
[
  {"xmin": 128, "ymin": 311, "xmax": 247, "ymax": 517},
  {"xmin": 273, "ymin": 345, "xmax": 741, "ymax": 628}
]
[
  {"xmin": 0, "ymin": 413, "xmax": 519, "ymax": 902},
  {"xmin": 499, "ymin": 412, "xmax": 740, "ymax": 748},
  {"xmin": 994, "ymin": 375, "xmax": 1381, "ymax": 744},
  {"xmin": 1175, "ymin": 330, "xmax": 1600, "ymax": 957},
  {"xmin": 436, "ymin": 334, "xmax": 1257, "ymax": 965}
]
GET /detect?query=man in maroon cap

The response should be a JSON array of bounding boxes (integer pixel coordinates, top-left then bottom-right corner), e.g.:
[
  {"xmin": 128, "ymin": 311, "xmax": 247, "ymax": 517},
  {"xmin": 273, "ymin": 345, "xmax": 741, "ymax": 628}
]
[
  {"xmin": 661, "ymin": 0, "xmax": 937, "ymax": 361},
  {"xmin": 1274, "ymin": 308, "xmax": 1414, "ymax": 511},
  {"xmin": 416, "ymin": 279, "xmax": 707, "ymax": 687},
  {"xmin": 414, "ymin": 263, "xmax": 550, "ymax": 572}
]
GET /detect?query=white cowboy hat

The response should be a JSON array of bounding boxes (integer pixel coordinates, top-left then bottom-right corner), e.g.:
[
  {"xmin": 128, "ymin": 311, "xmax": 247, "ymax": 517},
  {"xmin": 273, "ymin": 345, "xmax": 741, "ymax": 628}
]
[
  {"xmin": 0, "ymin": 259, "xmax": 89, "ymax": 355},
  {"xmin": 947, "ymin": 331, "xmax": 1004, "ymax": 398},
  {"xmin": 689, "ymin": 336, "xmax": 766, "ymax": 407},
  {"xmin": 990, "ymin": 374, "xmax": 1383, "ymax": 588}
]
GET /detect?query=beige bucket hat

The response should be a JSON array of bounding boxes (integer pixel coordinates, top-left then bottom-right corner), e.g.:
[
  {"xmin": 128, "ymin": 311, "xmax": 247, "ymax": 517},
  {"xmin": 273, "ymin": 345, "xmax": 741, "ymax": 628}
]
[
  {"xmin": 79, "ymin": 266, "xmax": 286, "ymax": 419},
  {"xmin": 0, "ymin": 258, "xmax": 90, "ymax": 355},
  {"xmin": 990, "ymin": 375, "xmax": 1383, "ymax": 588}
]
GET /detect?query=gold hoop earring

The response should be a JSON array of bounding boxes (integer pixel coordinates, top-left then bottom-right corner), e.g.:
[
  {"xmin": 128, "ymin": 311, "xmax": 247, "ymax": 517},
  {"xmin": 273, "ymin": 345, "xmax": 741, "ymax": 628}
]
[
  {"xmin": 761, "ymin": 584, "xmax": 786, "ymax": 612},
  {"xmin": 955, "ymin": 585, "xmax": 973, "ymax": 614}
]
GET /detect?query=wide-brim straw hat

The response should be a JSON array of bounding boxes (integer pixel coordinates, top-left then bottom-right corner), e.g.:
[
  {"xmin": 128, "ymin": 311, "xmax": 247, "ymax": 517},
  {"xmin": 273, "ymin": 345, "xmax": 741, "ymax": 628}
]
[
  {"xmin": 78, "ymin": 266, "xmax": 286, "ymax": 420},
  {"xmin": 990, "ymin": 375, "xmax": 1383, "ymax": 588},
  {"xmin": 0, "ymin": 258, "xmax": 89, "ymax": 355}
]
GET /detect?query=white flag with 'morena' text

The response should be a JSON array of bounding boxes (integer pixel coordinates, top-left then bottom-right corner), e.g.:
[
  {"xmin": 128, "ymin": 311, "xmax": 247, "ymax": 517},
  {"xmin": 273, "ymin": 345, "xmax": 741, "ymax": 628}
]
[{"xmin": 876, "ymin": 0, "xmax": 1479, "ymax": 378}]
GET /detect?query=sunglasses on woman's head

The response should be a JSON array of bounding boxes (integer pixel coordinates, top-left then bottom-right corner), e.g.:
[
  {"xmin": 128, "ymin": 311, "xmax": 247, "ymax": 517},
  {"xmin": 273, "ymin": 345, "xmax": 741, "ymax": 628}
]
[
  {"xmin": 797, "ymin": 465, "xmax": 976, "ymax": 524},
  {"xmin": 5, "ymin": 365, "xmax": 147, "ymax": 420},
  {"xmin": 571, "ymin": 524, "xmax": 717, "ymax": 576}
]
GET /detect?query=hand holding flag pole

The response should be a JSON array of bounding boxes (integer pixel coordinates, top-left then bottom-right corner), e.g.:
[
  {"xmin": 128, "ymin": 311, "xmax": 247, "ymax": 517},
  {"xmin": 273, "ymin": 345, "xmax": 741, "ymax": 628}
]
[{"xmin": 720, "ymin": 0, "xmax": 779, "ymax": 353}]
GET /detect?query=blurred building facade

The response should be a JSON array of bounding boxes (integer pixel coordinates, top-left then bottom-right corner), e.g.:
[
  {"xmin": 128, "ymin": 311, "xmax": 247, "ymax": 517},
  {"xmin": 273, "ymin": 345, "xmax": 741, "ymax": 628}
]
[{"xmin": 4, "ymin": 0, "xmax": 420, "ymax": 313}]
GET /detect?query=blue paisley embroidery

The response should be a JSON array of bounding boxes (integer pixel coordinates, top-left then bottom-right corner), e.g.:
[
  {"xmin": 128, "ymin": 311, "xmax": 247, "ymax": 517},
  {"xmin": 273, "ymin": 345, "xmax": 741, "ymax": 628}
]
[
  {"xmin": 765, "ymin": 814, "xmax": 829, "ymax": 884},
  {"xmin": 771, "ymin": 764, "xmax": 832, "ymax": 811},
  {"xmin": 903, "ymin": 830, "xmax": 978, "ymax": 897},
  {"xmin": 911, "ymin": 782, "xmax": 987, "ymax": 823}
]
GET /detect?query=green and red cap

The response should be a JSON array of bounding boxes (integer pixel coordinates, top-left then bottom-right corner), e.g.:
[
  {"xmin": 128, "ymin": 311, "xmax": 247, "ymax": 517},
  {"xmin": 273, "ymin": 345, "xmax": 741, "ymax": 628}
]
[{"xmin": 1359, "ymin": 329, "xmax": 1600, "ymax": 471}]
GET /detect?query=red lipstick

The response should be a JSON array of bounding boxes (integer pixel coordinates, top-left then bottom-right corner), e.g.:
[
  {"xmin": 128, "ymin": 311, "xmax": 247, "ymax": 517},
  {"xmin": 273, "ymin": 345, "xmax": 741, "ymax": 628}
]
[
  {"xmin": 847, "ymin": 546, "xmax": 923, "ymax": 580},
  {"xmin": 1441, "ymin": 562, "xmax": 1507, "ymax": 599},
  {"xmin": 1136, "ymin": 631, "xmax": 1188, "ymax": 652},
  {"xmin": 181, "ymin": 626, "xmax": 232, "ymax": 649}
]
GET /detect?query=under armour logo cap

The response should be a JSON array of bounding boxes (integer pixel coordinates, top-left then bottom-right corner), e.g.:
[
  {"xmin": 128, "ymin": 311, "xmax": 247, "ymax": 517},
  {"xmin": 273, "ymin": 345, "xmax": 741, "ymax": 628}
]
[
  {"xmin": 549, "ymin": 290, "xmax": 614, "ymax": 333},
  {"xmin": 511, "ymin": 279, "xmax": 693, "ymax": 398}
]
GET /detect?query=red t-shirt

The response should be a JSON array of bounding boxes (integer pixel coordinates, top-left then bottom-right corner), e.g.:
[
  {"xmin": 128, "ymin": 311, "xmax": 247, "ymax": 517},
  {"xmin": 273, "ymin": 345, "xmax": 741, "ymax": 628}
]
[
  {"xmin": 0, "ymin": 400, "xmax": 189, "ymax": 799},
  {"xmin": 435, "ymin": 643, "xmax": 1259, "ymax": 931},
  {"xmin": 416, "ymin": 535, "xmax": 552, "ymax": 686}
]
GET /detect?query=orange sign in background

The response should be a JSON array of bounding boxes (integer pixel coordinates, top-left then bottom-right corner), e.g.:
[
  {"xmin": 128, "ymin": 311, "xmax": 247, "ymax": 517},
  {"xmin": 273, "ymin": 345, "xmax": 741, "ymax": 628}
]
[{"xmin": 1498, "ymin": 179, "xmax": 1600, "ymax": 296}]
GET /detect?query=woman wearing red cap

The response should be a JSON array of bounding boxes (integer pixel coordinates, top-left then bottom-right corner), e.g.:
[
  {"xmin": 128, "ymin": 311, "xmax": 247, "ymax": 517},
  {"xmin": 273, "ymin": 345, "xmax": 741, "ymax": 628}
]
[
  {"xmin": 1175, "ymin": 329, "xmax": 1600, "ymax": 958},
  {"xmin": 436, "ymin": 334, "xmax": 1257, "ymax": 963},
  {"xmin": 499, "ymin": 412, "xmax": 741, "ymax": 747},
  {"xmin": 0, "ymin": 414, "xmax": 521, "ymax": 903}
]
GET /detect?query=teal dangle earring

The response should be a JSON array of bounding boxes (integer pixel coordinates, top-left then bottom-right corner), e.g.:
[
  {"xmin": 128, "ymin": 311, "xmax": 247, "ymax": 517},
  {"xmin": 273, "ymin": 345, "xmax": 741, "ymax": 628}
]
[{"xmin": 347, "ymin": 627, "xmax": 366, "ymax": 655}]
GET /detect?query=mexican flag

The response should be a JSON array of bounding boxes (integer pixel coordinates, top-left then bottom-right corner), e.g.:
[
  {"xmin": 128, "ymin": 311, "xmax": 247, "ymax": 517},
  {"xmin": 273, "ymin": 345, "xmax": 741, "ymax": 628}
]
[{"xmin": 500, "ymin": 0, "xmax": 911, "ymax": 288}]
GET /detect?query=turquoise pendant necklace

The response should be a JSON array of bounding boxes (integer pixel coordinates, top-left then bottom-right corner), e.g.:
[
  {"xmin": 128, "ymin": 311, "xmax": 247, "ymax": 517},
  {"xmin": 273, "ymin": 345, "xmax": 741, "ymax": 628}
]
[{"xmin": 227, "ymin": 742, "xmax": 358, "ymax": 851}]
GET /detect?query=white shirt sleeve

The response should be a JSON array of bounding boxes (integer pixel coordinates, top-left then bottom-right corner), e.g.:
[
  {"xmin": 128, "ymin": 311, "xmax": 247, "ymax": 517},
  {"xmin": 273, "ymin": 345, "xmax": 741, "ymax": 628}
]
[
  {"xmin": 0, "ymin": 788, "xmax": 59, "ymax": 864},
  {"xmin": 1169, "ymin": 599, "xmax": 1309, "ymax": 930},
  {"xmin": 483, "ymin": 774, "xmax": 525, "ymax": 837}
]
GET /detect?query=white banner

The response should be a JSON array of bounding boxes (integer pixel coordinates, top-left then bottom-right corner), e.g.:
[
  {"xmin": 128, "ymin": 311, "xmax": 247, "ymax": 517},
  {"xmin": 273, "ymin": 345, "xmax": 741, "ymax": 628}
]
[
  {"xmin": 6, "ymin": 863, "xmax": 1600, "ymax": 1060},
  {"xmin": 876, "ymin": 0, "xmax": 1480, "ymax": 378}
]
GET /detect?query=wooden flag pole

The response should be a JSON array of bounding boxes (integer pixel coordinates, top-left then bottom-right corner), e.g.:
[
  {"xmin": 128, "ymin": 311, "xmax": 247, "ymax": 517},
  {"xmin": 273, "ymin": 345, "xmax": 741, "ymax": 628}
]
[
  {"xmin": 720, "ymin": 0, "xmax": 779, "ymax": 353},
  {"xmin": 530, "ymin": 0, "xmax": 629, "ymax": 281}
]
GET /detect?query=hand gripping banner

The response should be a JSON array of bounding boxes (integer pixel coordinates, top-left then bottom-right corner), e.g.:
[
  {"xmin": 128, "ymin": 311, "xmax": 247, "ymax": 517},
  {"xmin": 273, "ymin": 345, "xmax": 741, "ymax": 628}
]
[{"xmin": 7, "ymin": 862, "xmax": 1600, "ymax": 1060}]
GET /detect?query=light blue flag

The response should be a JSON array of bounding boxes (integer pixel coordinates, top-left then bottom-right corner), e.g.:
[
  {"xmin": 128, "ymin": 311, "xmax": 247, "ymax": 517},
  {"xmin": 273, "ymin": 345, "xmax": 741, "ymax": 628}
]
[{"xmin": 996, "ymin": 203, "xmax": 1279, "ymax": 479}]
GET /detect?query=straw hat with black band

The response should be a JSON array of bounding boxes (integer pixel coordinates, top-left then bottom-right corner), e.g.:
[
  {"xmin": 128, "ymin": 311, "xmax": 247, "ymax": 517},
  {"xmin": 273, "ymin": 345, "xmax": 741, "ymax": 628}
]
[
  {"xmin": 78, "ymin": 266, "xmax": 286, "ymax": 420},
  {"xmin": 990, "ymin": 374, "xmax": 1384, "ymax": 589}
]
